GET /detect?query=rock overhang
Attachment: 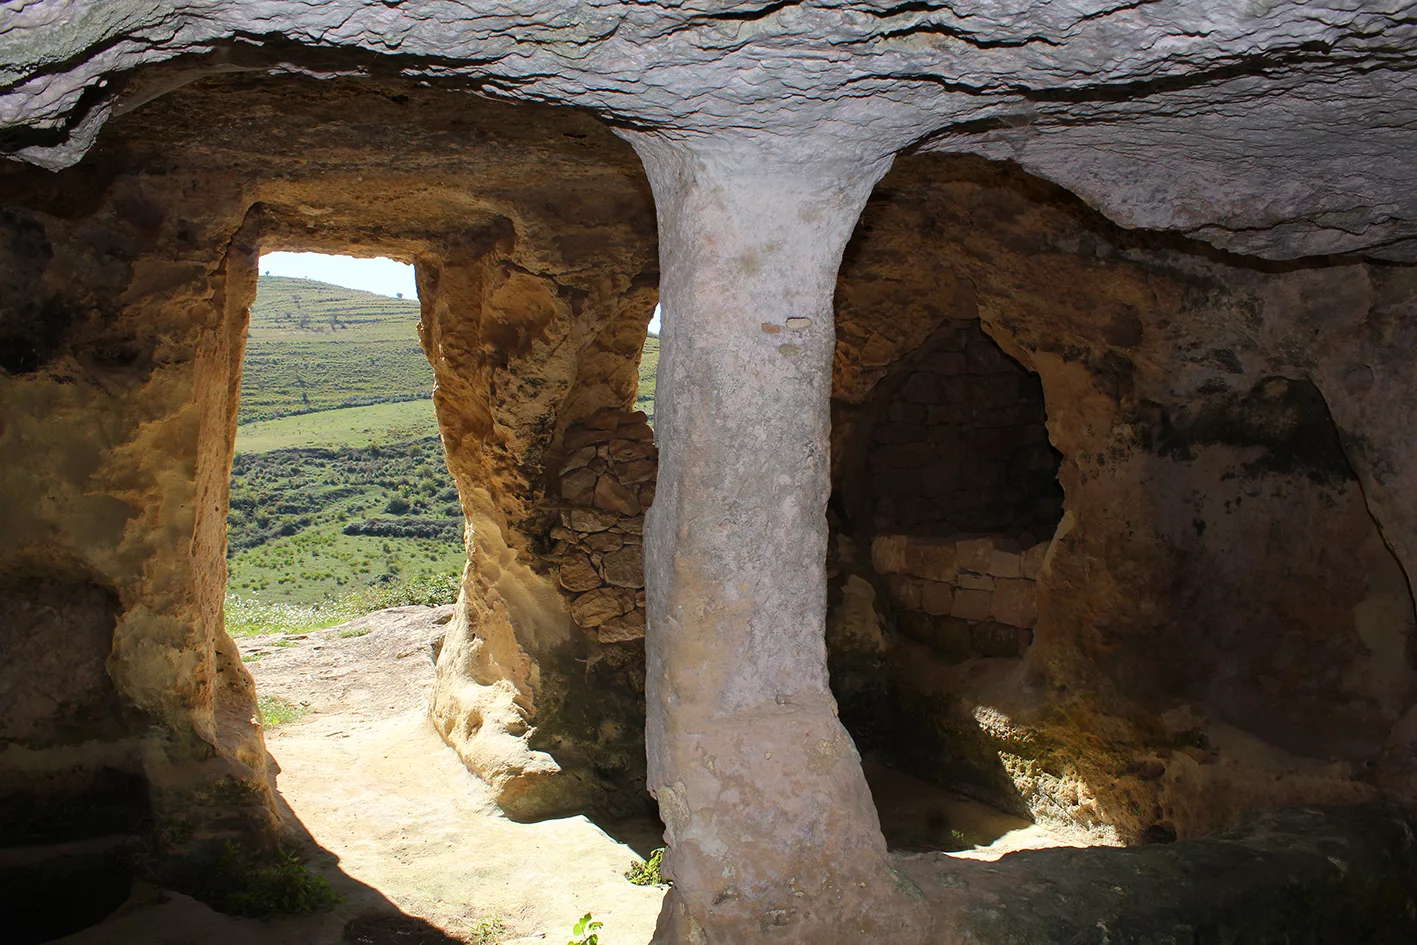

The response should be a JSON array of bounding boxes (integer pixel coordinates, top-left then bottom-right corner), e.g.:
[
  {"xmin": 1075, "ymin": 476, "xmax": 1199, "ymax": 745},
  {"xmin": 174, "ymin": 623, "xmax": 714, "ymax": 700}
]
[{"xmin": 2, "ymin": 1, "xmax": 1416, "ymax": 259}]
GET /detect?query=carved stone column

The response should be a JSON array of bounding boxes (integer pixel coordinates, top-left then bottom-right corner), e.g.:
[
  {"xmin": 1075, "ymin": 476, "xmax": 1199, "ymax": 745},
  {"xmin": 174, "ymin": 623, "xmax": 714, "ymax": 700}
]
[{"xmin": 631, "ymin": 137, "xmax": 929, "ymax": 943}]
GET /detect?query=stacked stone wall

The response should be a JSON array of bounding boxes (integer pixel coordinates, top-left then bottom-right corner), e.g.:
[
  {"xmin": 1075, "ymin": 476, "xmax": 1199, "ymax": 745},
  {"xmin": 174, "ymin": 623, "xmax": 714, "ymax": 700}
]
[
  {"xmin": 551, "ymin": 408, "xmax": 657, "ymax": 643},
  {"xmin": 869, "ymin": 319, "xmax": 1061, "ymax": 541},
  {"xmin": 871, "ymin": 533, "xmax": 1049, "ymax": 661}
]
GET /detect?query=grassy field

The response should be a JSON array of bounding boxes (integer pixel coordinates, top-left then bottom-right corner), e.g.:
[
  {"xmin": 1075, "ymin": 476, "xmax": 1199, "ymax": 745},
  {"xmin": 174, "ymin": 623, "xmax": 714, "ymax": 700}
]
[
  {"xmin": 637, "ymin": 334, "xmax": 659, "ymax": 425},
  {"xmin": 239, "ymin": 276, "xmax": 431, "ymax": 424},
  {"xmin": 235, "ymin": 400, "xmax": 439, "ymax": 454},
  {"xmin": 226, "ymin": 276, "xmax": 659, "ymax": 633}
]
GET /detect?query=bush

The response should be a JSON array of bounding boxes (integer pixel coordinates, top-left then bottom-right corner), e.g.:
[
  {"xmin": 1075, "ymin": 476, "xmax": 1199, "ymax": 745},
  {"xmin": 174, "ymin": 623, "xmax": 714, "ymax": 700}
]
[
  {"xmin": 625, "ymin": 847, "xmax": 669, "ymax": 886},
  {"xmin": 209, "ymin": 841, "xmax": 342, "ymax": 917}
]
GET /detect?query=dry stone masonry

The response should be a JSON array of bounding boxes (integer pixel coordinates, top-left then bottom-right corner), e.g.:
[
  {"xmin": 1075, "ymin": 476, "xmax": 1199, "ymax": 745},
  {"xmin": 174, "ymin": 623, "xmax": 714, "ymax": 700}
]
[
  {"xmin": 872, "ymin": 533, "xmax": 1047, "ymax": 661},
  {"xmin": 553, "ymin": 408, "xmax": 657, "ymax": 645},
  {"xmin": 868, "ymin": 319, "xmax": 1062, "ymax": 540}
]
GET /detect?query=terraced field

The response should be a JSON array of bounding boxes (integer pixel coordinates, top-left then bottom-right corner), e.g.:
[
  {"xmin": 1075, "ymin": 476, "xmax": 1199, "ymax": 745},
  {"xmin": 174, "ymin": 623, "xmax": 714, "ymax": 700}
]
[{"xmin": 226, "ymin": 275, "xmax": 659, "ymax": 631}]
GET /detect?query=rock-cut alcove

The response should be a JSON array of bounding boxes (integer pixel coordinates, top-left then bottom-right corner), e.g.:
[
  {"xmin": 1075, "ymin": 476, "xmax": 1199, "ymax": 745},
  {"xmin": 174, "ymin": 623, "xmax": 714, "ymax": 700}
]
[
  {"xmin": 825, "ymin": 154, "xmax": 1417, "ymax": 857},
  {"xmin": 0, "ymin": 66, "xmax": 660, "ymax": 937}
]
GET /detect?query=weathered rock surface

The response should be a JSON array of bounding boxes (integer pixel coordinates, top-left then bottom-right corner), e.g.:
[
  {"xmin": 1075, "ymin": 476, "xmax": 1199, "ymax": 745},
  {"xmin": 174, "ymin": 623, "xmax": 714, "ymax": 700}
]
[
  {"xmin": 828, "ymin": 154, "xmax": 1417, "ymax": 848},
  {"xmin": 3, "ymin": 4, "xmax": 1416, "ymax": 261},
  {"xmin": 4, "ymin": 11, "xmax": 1417, "ymax": 944},
  {"xmin": 901, "ymin": 804, "xmax": 1417, "ymax": 944}
]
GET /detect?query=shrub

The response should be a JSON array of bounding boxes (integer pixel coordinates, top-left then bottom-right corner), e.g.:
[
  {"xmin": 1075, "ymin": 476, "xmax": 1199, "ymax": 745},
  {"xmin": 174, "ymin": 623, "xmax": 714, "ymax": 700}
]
[
  {"xmin": 625, "ymin": 847, "xmax": 669, "ymax": 886},
  {"xmin": 210, "ymin": 841, "xmax": 342, "ymax": 917}
]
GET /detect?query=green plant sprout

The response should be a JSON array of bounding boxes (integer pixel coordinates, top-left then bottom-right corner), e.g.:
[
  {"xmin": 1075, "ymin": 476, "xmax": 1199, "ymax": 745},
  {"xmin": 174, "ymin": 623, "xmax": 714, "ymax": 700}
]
[{"xmin": 568, "ymin": 912, "xmax": 603, "ymax": 945}]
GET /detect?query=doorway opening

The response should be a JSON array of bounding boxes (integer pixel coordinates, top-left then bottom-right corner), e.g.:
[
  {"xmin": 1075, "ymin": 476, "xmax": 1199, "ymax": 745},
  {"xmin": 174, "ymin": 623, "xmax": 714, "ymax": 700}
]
[
  {"xmin": 827, "ymin": 311, "xmax": 1066, "ymax": 854},
  {"xmin": 225, "ymin": 252, "xmax": 464, "ymax": 658}
]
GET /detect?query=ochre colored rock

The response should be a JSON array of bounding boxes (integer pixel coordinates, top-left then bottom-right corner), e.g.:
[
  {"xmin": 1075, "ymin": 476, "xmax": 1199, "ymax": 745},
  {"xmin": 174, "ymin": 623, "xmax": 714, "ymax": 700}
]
[
  {"xmin": 558, "ymin": 554, "xmax": 603, "ymax": 593},
  {"xmin": 570, "ymin": 588, "xmax": 628, "ymax": 628},
  {"xmin": 599, "ymin": 610, "xmax": 646, "ymax": 643},
  {"xmin": 593, "ymin": 476, "xmax": 641, "ymax": 516},
  {"xmin": 602, "ymin": 545, "xmax": 646, "ymax": 589}
]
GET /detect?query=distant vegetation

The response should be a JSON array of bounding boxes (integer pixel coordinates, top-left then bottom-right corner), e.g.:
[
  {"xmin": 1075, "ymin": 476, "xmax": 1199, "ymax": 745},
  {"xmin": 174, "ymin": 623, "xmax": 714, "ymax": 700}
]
[
  {"xmin": 637, "ymin": 334, "xmax": 659, "ymax": 425},
  {"xmin": 239, "ymin": 276, "xmax": 430, "ymax": 424},
  {"xmin": 226, "ymin": 275, "xmax": 658, "ymax": 635}
]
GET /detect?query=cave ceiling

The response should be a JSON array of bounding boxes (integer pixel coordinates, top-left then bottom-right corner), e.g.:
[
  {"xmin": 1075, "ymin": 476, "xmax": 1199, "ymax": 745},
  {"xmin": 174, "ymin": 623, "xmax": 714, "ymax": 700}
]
[{"xmin": 1, "ymin": 2, "xmax": 1415, "ymax": 260}]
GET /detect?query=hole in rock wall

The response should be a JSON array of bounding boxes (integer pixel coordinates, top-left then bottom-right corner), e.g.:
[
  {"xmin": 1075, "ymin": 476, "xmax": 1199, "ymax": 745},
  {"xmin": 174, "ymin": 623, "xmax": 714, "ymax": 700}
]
[
  {"xmin": 828, "ymin": 317, "xmax": 1064, "ymax": 854},
  {"xmin": 226, "ymin": 253, "xmax": 463, "ymax": 638}
]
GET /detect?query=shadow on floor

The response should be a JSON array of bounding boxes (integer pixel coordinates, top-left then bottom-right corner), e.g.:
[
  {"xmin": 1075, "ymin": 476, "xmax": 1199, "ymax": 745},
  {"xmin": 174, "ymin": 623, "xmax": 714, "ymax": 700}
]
[{"xmin": 44, "ymin": 798, "xmax": 466, "ymax": 945}]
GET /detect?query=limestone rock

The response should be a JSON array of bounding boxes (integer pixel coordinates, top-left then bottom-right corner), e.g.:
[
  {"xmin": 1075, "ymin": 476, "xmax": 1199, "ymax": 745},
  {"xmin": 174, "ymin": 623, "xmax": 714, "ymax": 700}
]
[
  {"xmin": 991, "ymin": 578, "xmax": 1038, "ymax": 629},
  {"xmin": 593, "ymin": 476, "xmax": 641, "ymax": 516},
  {"xmin": 569, "ymin": 588, "xmax": 628, "ymax": 628},
  {"xmin": 602, "ymin": 545, "xmax": 645, "ymax": 589},
  {"xmin": 919, "ymin": 581, "xmax": 954, "ymax": 617},
  {"xmin": 564, "ymin": 509, "xmax": 620, "ymax": 533},
  {"xmin": 950, "ymin": 588, "xmax": 993, "ymax": 622},
  {"xmin": 558, "ymin": 554, "xmax": 603, "ymax": 594},
  {"xmin": 560, "ymin": 467, "xmax": 598, "ymax": 505},
  {"xmin": 599, "ymin": 611, "xmax": 646, "ymax": 644}
]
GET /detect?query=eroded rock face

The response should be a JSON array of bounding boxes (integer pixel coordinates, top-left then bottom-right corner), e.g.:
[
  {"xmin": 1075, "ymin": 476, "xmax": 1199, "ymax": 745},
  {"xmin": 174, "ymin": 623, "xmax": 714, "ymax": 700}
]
[
  {"xmin": 828, "ymin": 154, "xmax": 1417, "ymax": 844},
  {"xmin": 3, "ymin": 4, "xmax": 1416, "ymax": 261},
  {"xmin": 0, "ymin": 73, "xmax": 657, "ymax": 873}
]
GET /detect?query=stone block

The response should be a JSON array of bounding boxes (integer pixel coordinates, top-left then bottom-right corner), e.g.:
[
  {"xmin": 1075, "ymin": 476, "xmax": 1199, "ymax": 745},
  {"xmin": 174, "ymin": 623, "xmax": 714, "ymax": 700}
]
[
  {"xmin": 564, "ymin": 508, "xmax": 619, "ymax": 533},
  {"xmin": 903, "ymin": 538, "xmax": 959, "ymax": 582},
  {"xmin": 619, "ymin": 516, "xmax": 644, "ymax": 535},
  {"xmin": 877, "ymin": 423, "xmax": 927, "ymax": 445},
  {"xmin": 602, "ymin": 544, "xmax": 645, "ymax": 588},
  {"xmin": 598, "ymin": 610, "xmax": 646, "ymax": 644},
  {"xmin": 560, "ymin": 467, "xmax": 598, "ymax": 505},
  {"xmin": 559, "ymin": 553, "xmax": 603, "ymax": 593},
  {"xmin": 872, "ymin": 534, "xmax": 909, "ymax": 574},
  {"xmin": 564, "ymin": 425, "xmax": 615, "ymax": 450},
  {"xmin": 610, "ymin": 439, "xmax": 657, "ymax": 462},
  {"xmin": 921, "ymin": 462, "xmax": 962, "ymax": 499},
  {"xmin": 616, "ymin": 458, "xmax": 657, "ymax": 483},
  {"xmin": 991, "ymin": 578, "xmax": 1037, "ymax": 628},
  {"xmin": 951, "ymin": 588, "xmax": 993, "ymax": 621},
  {"xmin": 585, "ymin": 407, "xmax": 624, "ymax": 430},
  {"xmin": 594, "ymin": 476, "xmax": 641, "ymax": 515},
  {"xmin": 1021, "ymin": 541, "xmax": 1049, "ymax": 578},
  {"xmin": 888, "ymin": 401, "xmax": 926, "ymax": 424},
  {"xmin": 970, "ymin": 620, "xmax": 1022, "ymax": 658},
  {"xmin": 584, "ymin": 531, "xmax": 623, "ymax": 553},
  {"xmin": 897, "ymin": 613, "xmax": 935, "ymax": 646},
  {"xmin": 901, "ymin": 372, "xmax": 940, "ymax": 405},
  {"xmin": 956, "ymin": 537, "xmax": 995, "ymax": 573},
  {"xmin": 617, "ymin": 419, "xmax": 655, "ymax": 441},
  {"xmin": 560, "ymin": 445, "xmax": 597, "ymax": 474},
  {"xmin": 570, "ymin": 587, "xmax": 627, "ymax": 627},
  {"xmin": 638, "ymin": 482, "xmax": 656, "ymax": 508},
  {"xmin": 985, "ymin": 547, "xmax": 1022, "ymax": 579},
  {"xmin": 549, "ymin": 525, "xmax": 575, "ymax": 542},
  {"xmin": 922, "ymin": 351, "xmax": 968, "ymax": 375},
  {"xmin": 877, "ymin": 442, "xmax": 939, "ymax": 467},
  {"xmin": 967, "ymin": 339, "xmax": 1012, "ymax": 374},
  {"xmin": 957, "ymin": 571, "xmax": 994, "ymax": 591},
  {"xmin": 930, "ymin": 616, "xmax": 973, "ymax": 663},
  {"xmin": 927, "ymin": 403, "xmax": 971, "ymax": 425},
  {"xmin": 885, "ymin": 574, "xmax": 921, "ymax": 611},
  {"xmin": 920, "ymin": 580, "xmax": 954, "ymax": 616}
]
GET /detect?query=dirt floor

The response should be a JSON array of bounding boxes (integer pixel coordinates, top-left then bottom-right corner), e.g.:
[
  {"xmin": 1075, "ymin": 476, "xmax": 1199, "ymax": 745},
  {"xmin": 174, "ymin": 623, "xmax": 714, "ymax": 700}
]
[{"xmin": 57, "ymin": 604, "xmax": 1092, "ymax": 944}]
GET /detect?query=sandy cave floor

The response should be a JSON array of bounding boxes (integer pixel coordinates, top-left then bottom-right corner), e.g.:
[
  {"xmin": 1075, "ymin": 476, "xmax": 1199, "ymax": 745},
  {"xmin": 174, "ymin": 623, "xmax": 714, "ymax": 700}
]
[{"xmin": 57, "ymin": 604, "xmax": 1089, "ymax": 944}]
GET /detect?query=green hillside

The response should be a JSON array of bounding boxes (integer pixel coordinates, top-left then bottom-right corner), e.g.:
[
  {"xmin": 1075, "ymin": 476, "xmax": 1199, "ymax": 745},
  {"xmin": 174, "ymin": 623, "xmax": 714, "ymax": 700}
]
[
  {"xmin": 239, "ymin": 276, "xmax": 431, "ymax": 424},
  {"xmin": 226, "ymin": 275, "xmax": 660, "ymax": 634},
  {"xmin": 637, "ymin": 334, "xmax": 658, "ymax": 424}
]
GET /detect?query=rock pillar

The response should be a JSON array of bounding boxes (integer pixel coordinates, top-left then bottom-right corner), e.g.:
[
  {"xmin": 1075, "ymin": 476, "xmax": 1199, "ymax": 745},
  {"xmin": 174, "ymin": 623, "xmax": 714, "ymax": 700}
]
[{"xmin": 631, "ymin": 138, "xmax": 929, "ymax": 943}]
